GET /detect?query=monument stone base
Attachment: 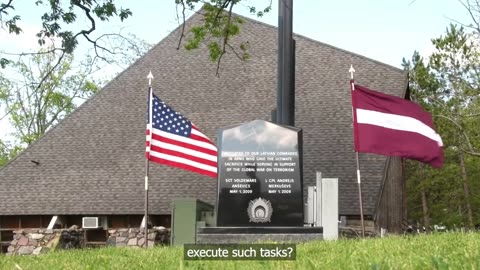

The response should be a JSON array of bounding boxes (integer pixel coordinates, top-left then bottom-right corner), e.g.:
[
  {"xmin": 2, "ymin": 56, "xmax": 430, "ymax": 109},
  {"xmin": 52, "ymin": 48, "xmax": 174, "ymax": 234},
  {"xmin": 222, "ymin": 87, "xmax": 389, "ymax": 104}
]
[{"xmin": 196, "ymin": 227, "xmax": 323, "ymax": 244}]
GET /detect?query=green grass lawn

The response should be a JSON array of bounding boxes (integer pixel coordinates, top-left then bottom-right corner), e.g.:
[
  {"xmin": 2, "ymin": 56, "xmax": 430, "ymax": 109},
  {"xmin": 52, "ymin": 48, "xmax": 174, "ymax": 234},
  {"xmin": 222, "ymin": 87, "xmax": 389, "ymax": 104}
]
[{"xmin": 1, "ymin": 232, "xmax": 479, "ymax": 270}]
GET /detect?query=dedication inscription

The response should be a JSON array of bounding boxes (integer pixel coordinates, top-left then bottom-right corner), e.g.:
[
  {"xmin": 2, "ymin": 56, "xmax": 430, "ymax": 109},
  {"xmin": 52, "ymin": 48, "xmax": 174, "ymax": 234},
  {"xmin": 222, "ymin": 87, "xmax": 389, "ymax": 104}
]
[{"xmin": 216, "ymin": 120, "xmax": 303, "ymax": 227}]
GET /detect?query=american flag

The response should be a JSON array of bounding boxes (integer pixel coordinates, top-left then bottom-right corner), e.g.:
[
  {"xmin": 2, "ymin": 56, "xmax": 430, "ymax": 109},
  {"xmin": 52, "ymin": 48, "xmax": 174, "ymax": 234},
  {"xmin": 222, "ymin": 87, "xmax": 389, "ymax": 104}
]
[{"xmin": 146, "ymin": 88, "xmax": 217, "ymax": 178}]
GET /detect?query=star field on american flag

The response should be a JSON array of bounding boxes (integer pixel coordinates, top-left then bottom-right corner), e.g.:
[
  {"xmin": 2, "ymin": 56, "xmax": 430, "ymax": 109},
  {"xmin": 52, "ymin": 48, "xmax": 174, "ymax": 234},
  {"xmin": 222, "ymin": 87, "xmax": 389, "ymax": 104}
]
[
  {"xmin": 150, "ymin": 95, "xmax": 192, "ymax": 137},
  {"xmin": 146, "ymin": 89, "xmax": 218, "ymax": 178}
]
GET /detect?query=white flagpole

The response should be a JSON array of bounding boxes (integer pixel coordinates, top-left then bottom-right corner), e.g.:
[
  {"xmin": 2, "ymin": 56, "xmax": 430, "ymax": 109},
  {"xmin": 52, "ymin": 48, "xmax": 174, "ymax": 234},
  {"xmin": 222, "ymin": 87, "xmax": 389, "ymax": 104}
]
[
  {"xmin": 349, "ymin": 65, "xmax": 366, "ymax": 237},
  {"xmin": 144, "ymin": 71, "xmax": 154, "ymax": 247}
]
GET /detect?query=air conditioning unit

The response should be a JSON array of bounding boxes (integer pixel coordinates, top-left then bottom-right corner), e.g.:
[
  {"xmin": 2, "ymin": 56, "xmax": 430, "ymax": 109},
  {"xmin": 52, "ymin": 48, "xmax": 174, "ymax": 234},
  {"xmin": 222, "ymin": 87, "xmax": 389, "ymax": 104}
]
[{"xmin": 82, "ymin": 217, "xmax": 99, "ymax": 229}]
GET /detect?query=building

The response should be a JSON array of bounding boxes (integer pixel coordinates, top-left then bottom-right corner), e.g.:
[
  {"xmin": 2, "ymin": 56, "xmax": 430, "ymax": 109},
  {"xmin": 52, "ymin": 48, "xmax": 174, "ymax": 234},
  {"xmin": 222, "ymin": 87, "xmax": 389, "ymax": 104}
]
[{"xmin": 0, "ymin": 12, "xmax": 408, "ymax": 252}]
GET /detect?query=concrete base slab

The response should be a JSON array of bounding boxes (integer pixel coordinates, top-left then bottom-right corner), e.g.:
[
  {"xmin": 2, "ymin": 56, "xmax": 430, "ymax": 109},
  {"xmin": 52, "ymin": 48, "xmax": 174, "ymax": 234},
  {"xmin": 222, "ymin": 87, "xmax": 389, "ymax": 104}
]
[{"xmin": 196, "ymin": 227, "xmax": 323, "ymax": 244}]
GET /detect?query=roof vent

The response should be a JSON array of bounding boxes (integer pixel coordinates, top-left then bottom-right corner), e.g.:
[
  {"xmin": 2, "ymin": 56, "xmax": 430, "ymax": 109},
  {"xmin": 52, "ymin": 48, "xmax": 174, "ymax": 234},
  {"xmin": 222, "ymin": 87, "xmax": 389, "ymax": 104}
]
[{"xmin": 82, "ymin": 217, "xmax": 99, "ymax": 229}]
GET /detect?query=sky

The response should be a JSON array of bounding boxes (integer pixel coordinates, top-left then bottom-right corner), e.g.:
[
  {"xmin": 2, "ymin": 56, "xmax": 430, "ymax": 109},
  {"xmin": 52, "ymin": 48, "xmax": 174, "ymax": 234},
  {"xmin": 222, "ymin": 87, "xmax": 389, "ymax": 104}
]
[{"xmin": 0, "ymin": 0, "xmax": 472, "ymax": 141}]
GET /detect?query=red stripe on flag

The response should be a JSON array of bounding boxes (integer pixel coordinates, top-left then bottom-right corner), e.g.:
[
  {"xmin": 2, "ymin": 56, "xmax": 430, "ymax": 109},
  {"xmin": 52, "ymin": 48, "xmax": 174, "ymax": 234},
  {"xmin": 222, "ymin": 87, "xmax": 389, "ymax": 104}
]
[
  {"xmin": 149, "ymin": 155, "xmax": 217, "ymax": 178},
  {"xmin": 151, "ymin": 133, "xmax": 217, "ymax": 156},
  {"xmin": 150, "ymin": 144, "xmax": 217, "ymax": 168},
  {"xmin": 356, "ymin": 123, "xmax": 443, "ymax": 167},
  {"xmin": 354, "ymin": 84, "xmax": 434, "ymax": 127},
  {"xmin": 190, "ymin": 133, "xmax": 214, "ymax": 144}
]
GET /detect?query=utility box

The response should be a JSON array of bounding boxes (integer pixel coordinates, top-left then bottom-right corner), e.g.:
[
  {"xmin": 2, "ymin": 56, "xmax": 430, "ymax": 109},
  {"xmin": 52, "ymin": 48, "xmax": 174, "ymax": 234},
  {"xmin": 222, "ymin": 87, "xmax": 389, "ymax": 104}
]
[{"xmin": 170, "ymin": 198, "xmax": 214, "ymax": 246}]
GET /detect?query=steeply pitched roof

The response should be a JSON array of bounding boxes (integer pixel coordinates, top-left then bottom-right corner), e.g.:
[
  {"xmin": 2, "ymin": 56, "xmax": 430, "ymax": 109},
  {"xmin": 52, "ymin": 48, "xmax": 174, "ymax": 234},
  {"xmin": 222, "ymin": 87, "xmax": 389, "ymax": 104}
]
[{"xmin": 0, "ymin": 12, "xmax": 407, "ymax": 216}]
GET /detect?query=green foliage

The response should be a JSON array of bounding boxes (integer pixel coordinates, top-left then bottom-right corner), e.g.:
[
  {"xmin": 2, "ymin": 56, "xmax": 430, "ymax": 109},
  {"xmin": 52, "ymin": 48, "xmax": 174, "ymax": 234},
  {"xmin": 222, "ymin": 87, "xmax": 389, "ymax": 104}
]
[
  {"xmin": 178, "ymin": 0, "xmax": 271, "ymax": 65},
  {"xmin": 0, "ymin": 233, "xmax": 479, "ymax": 269},
  {"xmin": 1, "ymin": 0, "xmax": 132, "ymax": 65},
  {"xmin": 404, "ymin": 23, "xmax": 480, "ymax": 228},
  {"xmin": 248, "ymin": 5, "xmax": 272, "ymax": 18},
  {"xmin": 0, "ymin": 31, "xmax": 150, "ymax": 165},
  {"xmin": 0, "ymin": 140, "xmax": 10, "ymax": 167},
  {"xmin": 0, "ymin": 139, "xmax": 23, "ymax": 167},
  {"xmin": 0, "ymin": 57, "xmax": 10, "ymax": 68},
  {"xmin": 0, "ymin": 47, "xmax": 99, "ymax": 147},
  {"xmin": 2, "ymin": 0, "xmax": 268, "ymax": 69}
]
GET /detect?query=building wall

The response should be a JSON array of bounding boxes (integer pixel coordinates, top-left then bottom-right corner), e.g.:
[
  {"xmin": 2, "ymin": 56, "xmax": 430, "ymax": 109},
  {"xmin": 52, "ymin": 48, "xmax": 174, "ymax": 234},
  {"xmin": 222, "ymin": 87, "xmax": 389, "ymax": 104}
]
[
  {"xmin": 0, "ymin": 215, "xmax": 170, "ymax": 253},
  {"xmin": 6, "ymin": 227, "xmax": 169, "ymax": 255},
  {"xmin": 374, "ymin": 157, "xmax": 405, "ymax": 233}
]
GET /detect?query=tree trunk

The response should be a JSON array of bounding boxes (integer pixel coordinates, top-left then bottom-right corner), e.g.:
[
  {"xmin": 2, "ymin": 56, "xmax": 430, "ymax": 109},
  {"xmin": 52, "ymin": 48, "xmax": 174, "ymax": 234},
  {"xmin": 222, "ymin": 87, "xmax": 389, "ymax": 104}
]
[
  {"xmin": 421, "ymin": 189, "xmax": 430, "ymax": 233},
  {"xmin": 459, "ymin": 152, "xmax": 474, "ymax": 229}
]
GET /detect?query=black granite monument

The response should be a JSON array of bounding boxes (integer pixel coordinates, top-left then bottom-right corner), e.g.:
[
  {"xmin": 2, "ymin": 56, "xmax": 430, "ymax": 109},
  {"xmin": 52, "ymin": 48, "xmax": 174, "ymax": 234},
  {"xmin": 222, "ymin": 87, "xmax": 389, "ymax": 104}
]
[{"xmin": 216, "ymin": 120, "xmax": 303, "ymax": 227}]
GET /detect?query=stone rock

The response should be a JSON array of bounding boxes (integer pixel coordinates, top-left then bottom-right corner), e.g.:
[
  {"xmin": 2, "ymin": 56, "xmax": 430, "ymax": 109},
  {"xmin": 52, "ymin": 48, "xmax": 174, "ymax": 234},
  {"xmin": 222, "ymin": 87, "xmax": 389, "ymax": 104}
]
[
  {"xmin": 129, "ymin": 233, "xmax": 136, "ymax": 238},
  {"xmin": 120, "ymin": 232, "xmax": 128, "ymax": 237},
  {"xmin": 17, "ymin": 246, "xmax": 35, "ymax": 255},
  {"xmin": 38, "ymin": 230, "xmax": 45, "ymax": 234},
  {"xmin": 138, "ymin": 237, "xmax": 145, "ymax": 247},
  {"xmin": 154, "ymin": 226, "xmax": 166, "ymax": 231},
  {"xmin": 106, "ymin": 237, "xmax": 116, "ymax": 246},
  {"xmin": 29, "ymin": 239, "xmax": 38, "ymax": 246},
  {"xmin": 13, "ymin": 230, "xmax": 24, "ymax": 234},
  {"xmin": 46, "ymin": 235, "xmax": 60, "ymax": 250},
  {"xmin": 118, "ymin": 229, "xmax": 128, "ymax": 232},
  {"xmin": 68, "ymin": 225, "xmax": 79, "ymax": 231},
  {"xmin": 45, "ymin": 229, "xmax": 53, "ymax": 234},
  {"xmin": 108, "ymin": 229, "xmax": 116, "ymax": 234},
  {"xmin": 116, "ymin": 237, "xmax": 127, "ymax": 243},
  {"xmin": 7, "ymin": 246, "xmax": 15, "ymax": 253},
  {"xmin": 127, "ymin": 238, "xmax": 137, "ymax": 246},
  {"xmin": 116, "ymin": 242, "xmax": 127, "ymax": 247},
  {"xmin": 31, "ymin": 233, "xmax": 44, "ymax": 240},
  {"xmin": 146, "ymin": 241, "xmax": 155, "ymax": 248},
  {"xmin": 148, "ymin": 233, "xmax": 156, "ymax": 240},
  {"xmin": 10, "ymin": 239, "xmax": 17, "ymax": 245},
  {"xmin": 32, "ymin": 247, "xmax": 43, "ymax": 255},
  {"xmin": 17, "ymin": 236, "xmax": 28, "ymax": 246}
]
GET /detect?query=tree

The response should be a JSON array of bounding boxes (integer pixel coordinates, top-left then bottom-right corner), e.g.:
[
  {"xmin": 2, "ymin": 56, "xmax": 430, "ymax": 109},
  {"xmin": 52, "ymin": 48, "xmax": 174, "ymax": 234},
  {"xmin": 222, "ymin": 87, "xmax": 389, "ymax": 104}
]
[
  {"xmin": 429, "ymin": 25, "xmax": 480, "ymax": 228},
  {"xmin": 0, "ymin": 139, "xmax": 22, "ymax": 167},
  {"xmin": 0, "ymin": 139, "xmax": 10, "ymax": 167},
  {"xmin": 0, "ymin": 46, "xmax": 100, "ymax": 146},
  {"xmin": 1, "ymin": 1, "xmax": 272, "ymax": 78},
  {"xmin": 175, "ymin": 0, "xmax": 272, "ymax": 75},
  {"xmin": 403, "ymin": 24, "xmax": 480, "ymax": 229}
]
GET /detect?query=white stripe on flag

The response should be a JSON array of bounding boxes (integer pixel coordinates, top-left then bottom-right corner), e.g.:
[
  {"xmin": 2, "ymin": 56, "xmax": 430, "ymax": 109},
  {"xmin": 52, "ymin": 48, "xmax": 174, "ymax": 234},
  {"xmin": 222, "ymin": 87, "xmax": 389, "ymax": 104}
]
[
  {"xmin": 152, "ymin": 129, "xmax": 217, "ymax": 151},
  {"xmin": 149, "ymin": 152, "xmax": 217, "ymax": 173},
  {"xmin": 191, "ymin": 128, "xmax": 209, "ymax": 139},
  {"xmin": 356, "ymin": 108, "xmax": 443, "ymax": 146},
  {"xmin": 150, "ymin": 140, "xmax": 217, "ymax": 162}
]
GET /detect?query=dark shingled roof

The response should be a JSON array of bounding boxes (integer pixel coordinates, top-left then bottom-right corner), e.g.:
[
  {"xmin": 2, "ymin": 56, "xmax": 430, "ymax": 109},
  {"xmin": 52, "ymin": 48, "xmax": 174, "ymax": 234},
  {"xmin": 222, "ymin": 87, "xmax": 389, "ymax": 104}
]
[{"xmin": 0, "ymin": 13, "xmax": 407, "ymax": 216}]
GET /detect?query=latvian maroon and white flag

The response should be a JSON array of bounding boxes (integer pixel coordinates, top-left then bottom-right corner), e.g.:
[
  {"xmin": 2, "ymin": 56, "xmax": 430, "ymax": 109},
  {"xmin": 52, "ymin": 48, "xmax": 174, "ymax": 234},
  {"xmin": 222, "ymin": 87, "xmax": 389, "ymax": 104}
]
[
  {"xmin": 351, "ymin": 81, "xmax": 443, "ymax": 167},
  {"xmin": 146, "ymin": 87, "xmax": 218, "ymax": 178}
]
